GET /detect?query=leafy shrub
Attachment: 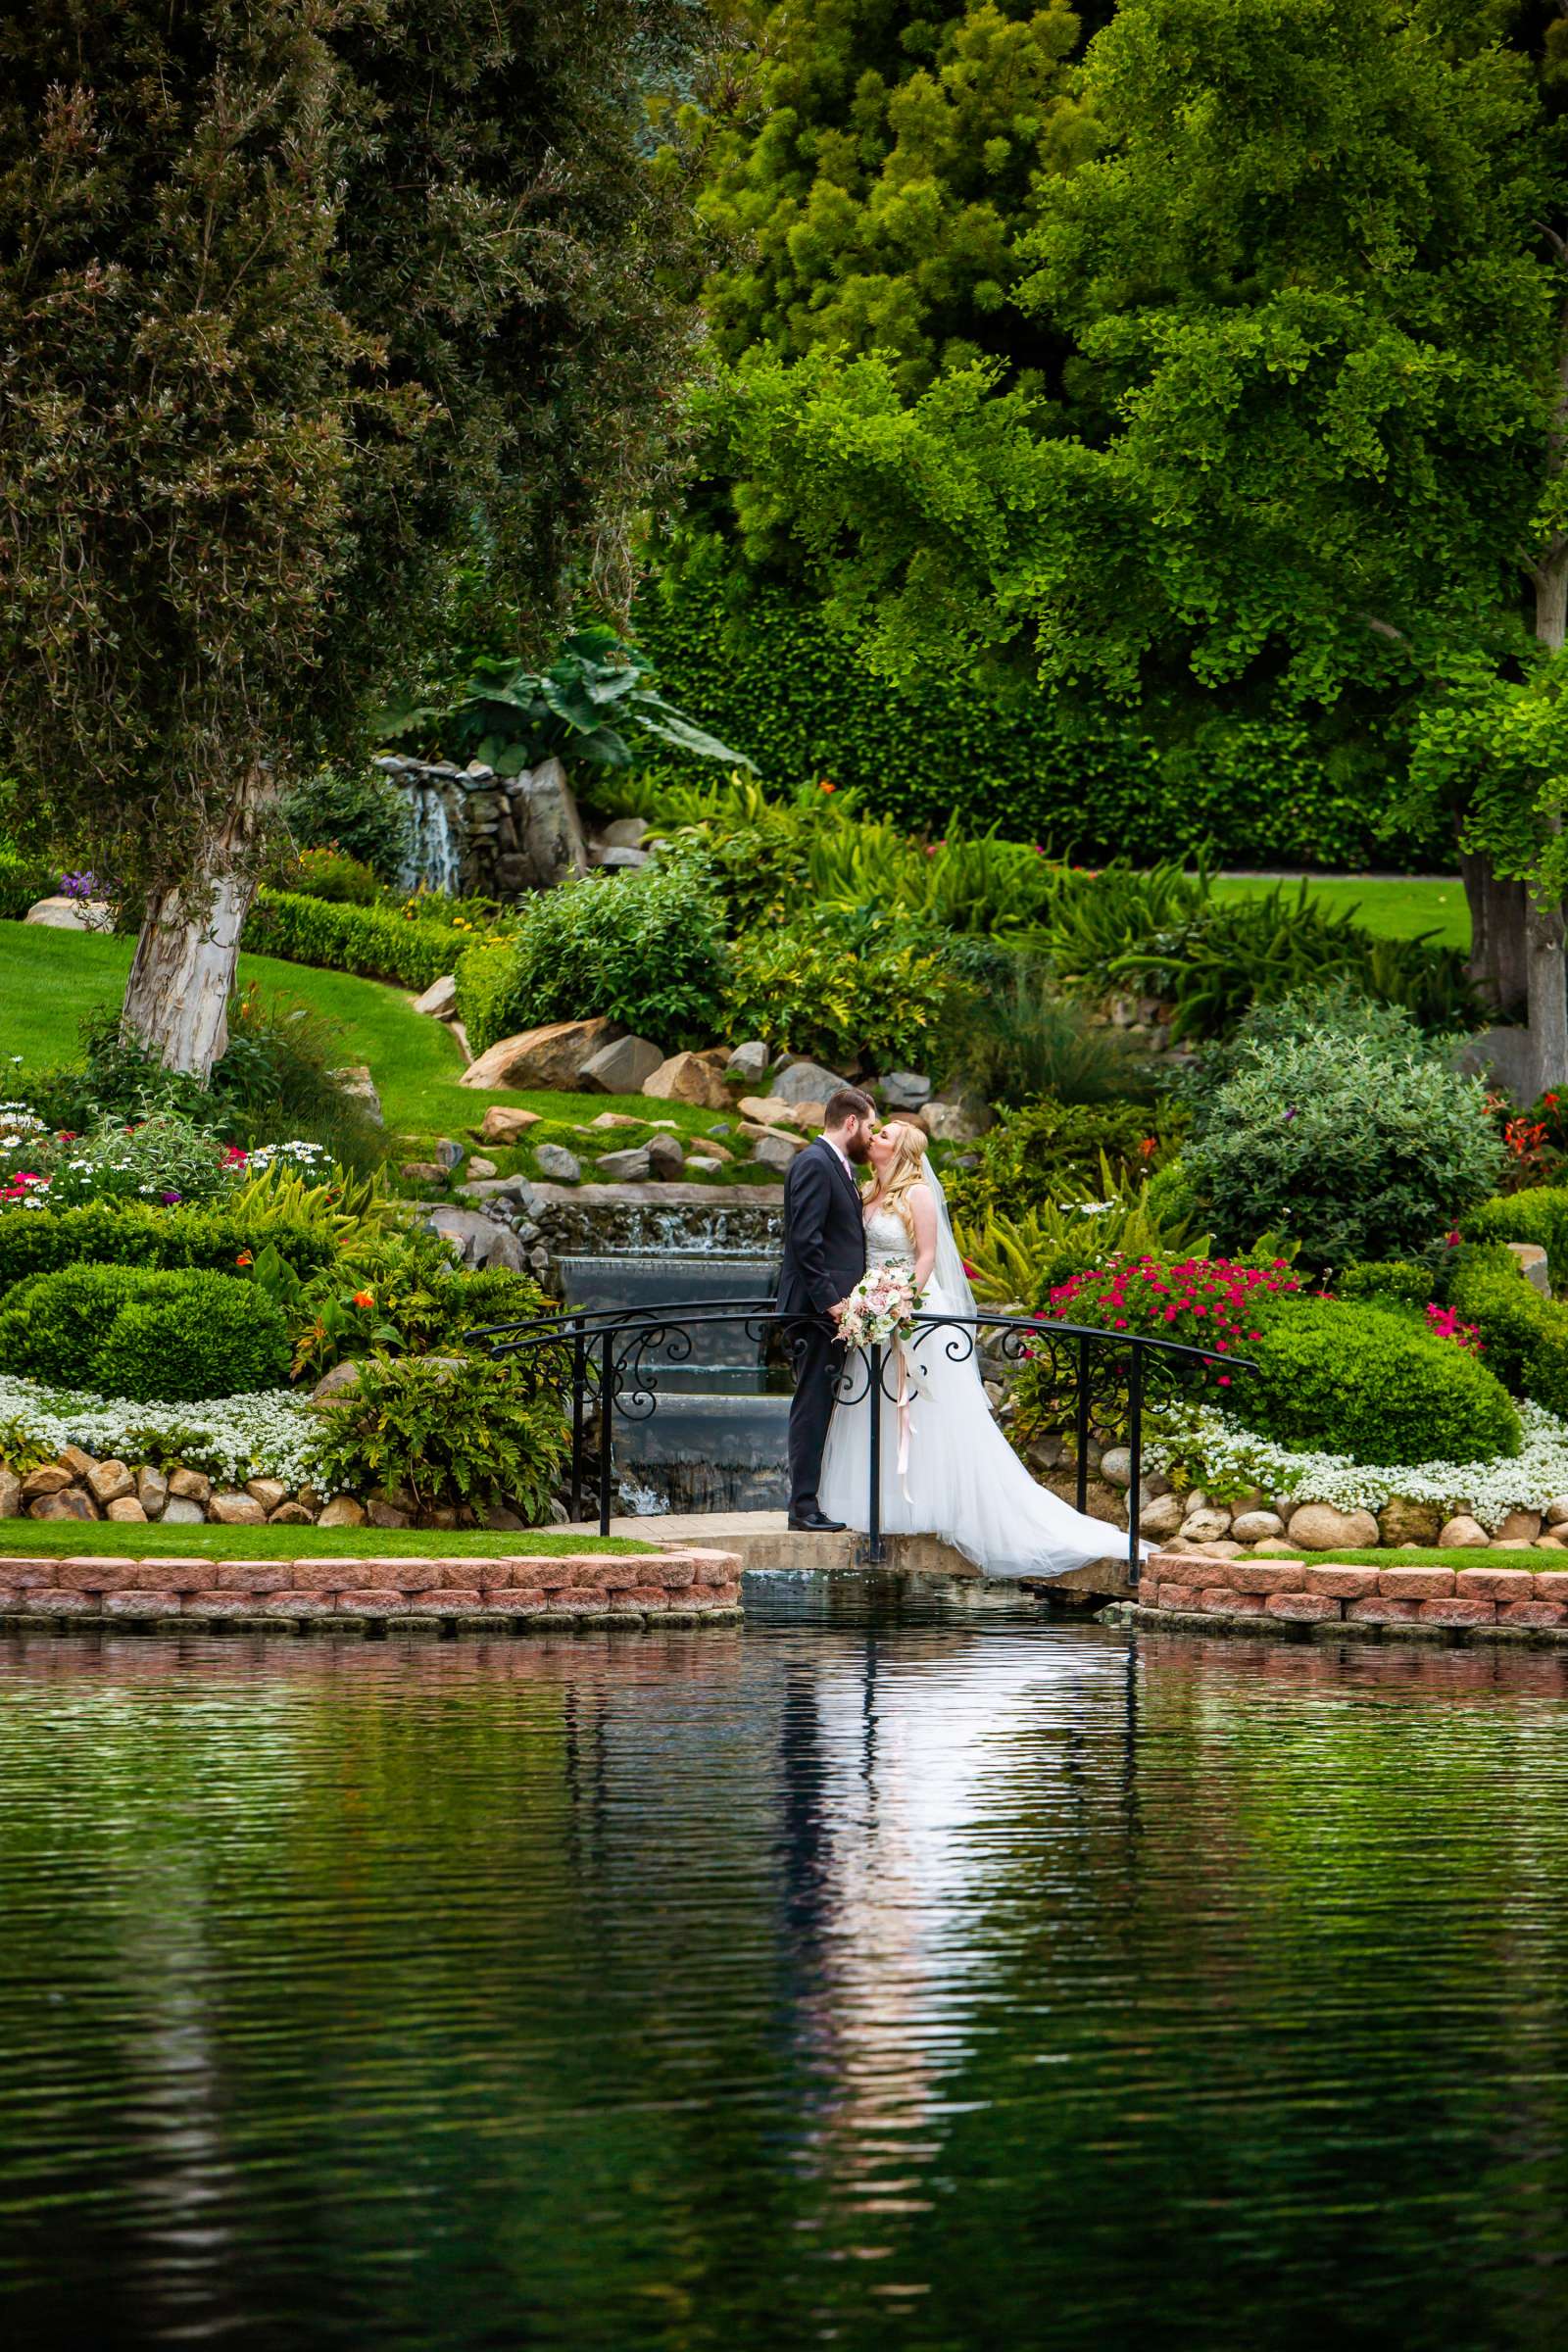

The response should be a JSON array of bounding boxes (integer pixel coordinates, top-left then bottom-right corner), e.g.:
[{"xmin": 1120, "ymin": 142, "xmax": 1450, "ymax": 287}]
[
  {"xmin": 1242, "ymin": 1298, "xmax": 1520, "ymax": 1466},
  {"xmin": 0, "ymin": 1265, "xmax": 291, "ymax": 1401},
  {"xmin": 243, "ymin": 888, "xmax": 477, "ymax": 991},
  {"xmin": 724, "ymin": 905, "xmax": 963, "ymax": 1073},
  {"xmin": 0, "ymin": 849, "xmax": 56, "ymax": 919},
  {"xmin": 1446, "ymin": 1244, "xmax": 1568, "ymax": 1416},
  {"xmin": 1465, "ymin": 1188, "xmax": 1568, "ymax": 1289},
  {"xmin": 946, "ymin": 1097, "xmax": 1183, "ymax": 1224},
  {"xmin": 952, "ymin": 964, "xmax": 1159, "ymax": 1109},
  {"xmin": 279, "ymin": 767, "xmax": 414, "ymax": 884},
  {"xmin": 1180, "ymin": 993, "xmax": 1502, "ymax": 1267},
  {"xmin": 1337, "ymin": 1259, "xmax": 1439, "ymax": 1309},
  {"xmin": 285, "ymin": 847, "xmax": 382, "ymax": 904},
  {"xmin": 16, "ymin": 1108, "xmax": 244, "ymax": 1211},
  {"xmin": 210, "ymin": 985, "xmax": 387, "ymax": 1173},
  {"xmin": 0, "ymin": 1201, "xmax": 341, "ymax": 1298},
  {"xmin": 456, "ymin": 864, "xmax": 728, "ymax": 1056},
  {"xmin": 310, "ymin": 1353, "xmax": 568, "ymax": 1518},
  {"xmin": 266, "ymin": 1222, "xmax": 551, "ymax": 1381}
]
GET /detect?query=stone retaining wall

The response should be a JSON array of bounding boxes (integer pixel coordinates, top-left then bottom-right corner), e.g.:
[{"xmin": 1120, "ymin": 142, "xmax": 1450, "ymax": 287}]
[
  {"xmin": 1127, "ymin": 1548, "xmax": 1568, "ymax": 1644},
  {"xmin": 0, "ymin": 1547, "xmax": 742, "ymax": 1633}
]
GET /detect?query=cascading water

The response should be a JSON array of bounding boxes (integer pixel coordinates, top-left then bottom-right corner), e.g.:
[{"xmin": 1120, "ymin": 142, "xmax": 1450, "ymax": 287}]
[
  {"xmin": 557, "ymin": 1246, "xmax": 790, "ymax": 1514},
  {"xmin": 398, "ymin": 780, "xmax": 463, "ymax": 897}
]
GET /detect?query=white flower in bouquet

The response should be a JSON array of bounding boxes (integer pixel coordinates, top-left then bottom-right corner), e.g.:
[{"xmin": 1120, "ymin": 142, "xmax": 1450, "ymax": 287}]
[{"xmin": 838, "ymin": 1266, "xmax": 923, "ymax": 1349}]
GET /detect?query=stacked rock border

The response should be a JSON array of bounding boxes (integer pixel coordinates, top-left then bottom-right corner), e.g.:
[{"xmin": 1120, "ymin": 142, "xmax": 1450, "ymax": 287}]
[
  {"xmin": 0, "ymin": 1547, "xmax": 742, "ymax": 1633},
  {"xmin": 1122, "ymin": 1550, "xmax": 1568, "ymax": 1644}
]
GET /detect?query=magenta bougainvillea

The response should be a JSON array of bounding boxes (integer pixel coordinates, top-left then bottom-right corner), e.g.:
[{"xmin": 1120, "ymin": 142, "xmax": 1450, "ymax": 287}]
[{"xmin": 1038, "ymin": 1255, "xmax": 1304, "ymax": 1389}]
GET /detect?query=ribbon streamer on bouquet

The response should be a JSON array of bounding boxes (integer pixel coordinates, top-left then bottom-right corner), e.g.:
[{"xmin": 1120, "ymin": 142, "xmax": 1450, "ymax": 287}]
[{"xmin": 893, "ymin": 1336, "xmax": 913, "ymax": 1499}]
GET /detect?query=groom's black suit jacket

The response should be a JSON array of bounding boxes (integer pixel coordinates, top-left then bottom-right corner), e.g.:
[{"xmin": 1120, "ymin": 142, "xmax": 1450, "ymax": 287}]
[{"xmin": 776, "ymin": 1137, "xmax": 867, "ymax": 1320}]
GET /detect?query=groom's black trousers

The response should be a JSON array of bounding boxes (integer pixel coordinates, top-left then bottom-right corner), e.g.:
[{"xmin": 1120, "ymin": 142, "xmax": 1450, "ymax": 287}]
[{"xmin": 787, "ymin": 1315, "xmax": 846, "ymax": 1520}]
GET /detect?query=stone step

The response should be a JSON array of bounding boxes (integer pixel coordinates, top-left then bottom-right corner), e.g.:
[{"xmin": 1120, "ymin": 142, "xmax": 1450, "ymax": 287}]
[{"xmin": 572, "ymin": 1509, "xmax": 1136, "ymax": 1596}]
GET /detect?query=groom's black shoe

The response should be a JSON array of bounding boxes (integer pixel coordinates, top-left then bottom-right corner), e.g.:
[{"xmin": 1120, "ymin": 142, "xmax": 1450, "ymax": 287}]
[{"xmin": 788, "ymin": 1511, "xmax": 847, "ymax": 1533}]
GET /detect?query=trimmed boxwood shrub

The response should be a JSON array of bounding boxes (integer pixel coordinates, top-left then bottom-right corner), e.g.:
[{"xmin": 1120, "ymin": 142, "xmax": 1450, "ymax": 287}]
[
  {"xmin": 242, "ymin": 888, "xmax": 473, "ymax": 991},
  {"xmin": 1446, "ymin": 1244, "xmax": 1568, "ymax": 1417},
  {"xmin": 456, "ymin": 864, "xmax": 727, "ymax": 1056},
  {"xmin": 0, "ymin": 1265, "xmax": 291, "ymax": 1400},
  {"xmin": 1244, "ymin": 1298, "xmax": 1520, "ymax": 1467},
  {"xmin": 1465, "ymin": 1189, "xmax": 1568, "ymax": 1290},
  {"xmin": 0, "ymin": 1203, "xmax": 340, "ymax": 1299}
]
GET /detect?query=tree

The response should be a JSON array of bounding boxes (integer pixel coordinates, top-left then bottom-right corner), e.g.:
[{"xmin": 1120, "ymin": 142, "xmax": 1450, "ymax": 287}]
[
  {"xmin": 0, "ymin": 0, "xmax": 702, "ymax": 1077},
  {"xmin": 717, "ymin": 0, "xmax": 1568, "ymax": 1092}
]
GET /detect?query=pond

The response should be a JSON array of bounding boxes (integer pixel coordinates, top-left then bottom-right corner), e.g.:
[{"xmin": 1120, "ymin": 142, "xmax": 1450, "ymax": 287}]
[{"xmin": 3, "ymin": 1582, "xmax": 1568, "ymax": 2349}]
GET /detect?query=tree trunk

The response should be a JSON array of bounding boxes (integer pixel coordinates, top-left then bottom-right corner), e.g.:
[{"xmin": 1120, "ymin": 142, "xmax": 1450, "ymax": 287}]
[
  {"xmin": 121, "ymin": 774, "xmax": 269, "ymax": 1082},
  {"xmin": 1520, "ymin": 540, "xmax": 1568, "ymax": 1101},
  {"xmin": 1459, "ymin": 849, "xmax": 1530, "ymax": 1017}
]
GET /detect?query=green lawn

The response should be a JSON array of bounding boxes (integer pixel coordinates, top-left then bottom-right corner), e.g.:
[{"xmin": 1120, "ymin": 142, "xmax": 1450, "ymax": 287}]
[
  {"xmin": 1226, "ymin": 1547, "xmax": 1563, "ymax": 1572},
  {"xmin": 1209, "ymin": 872, "xmax": 1470, "ymax": 952},
  {"xmin": 0, "ymin": 921, "xmax": 753, "ymax": 1163},
  {"xmin": 0, "ymin": 1520, "xmax": 642, "ymax": 1560}
]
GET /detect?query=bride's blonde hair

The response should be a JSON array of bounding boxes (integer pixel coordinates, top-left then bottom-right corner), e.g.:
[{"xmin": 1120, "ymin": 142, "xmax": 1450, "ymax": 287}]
[{"xmin": 868, "ymin": 1119, "xmax": 930, "ymax": 1238}]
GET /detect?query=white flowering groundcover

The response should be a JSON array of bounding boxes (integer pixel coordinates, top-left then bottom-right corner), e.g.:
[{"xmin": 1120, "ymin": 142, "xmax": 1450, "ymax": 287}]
[
  {"xmin": 1147, "ymin": 1398, "xmax": 1568, "ymax": 1531},
  {"xmin": 0, "ymin": 1373, "xmax": 324, "ymax": 1488}
]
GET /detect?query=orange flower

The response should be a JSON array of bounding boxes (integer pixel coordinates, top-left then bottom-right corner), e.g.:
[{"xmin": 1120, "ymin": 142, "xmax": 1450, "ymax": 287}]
[
  {"xmin": 235, "ymin": 1250, "xmax": 254, "ymax": 1267},
  {"xmin": 352, "ymin": 1289, "xmax": 374, "ymax": 1308},
  {"xmin": 818, "ymin": 777, "xmax": 836, "ymax": 793}
]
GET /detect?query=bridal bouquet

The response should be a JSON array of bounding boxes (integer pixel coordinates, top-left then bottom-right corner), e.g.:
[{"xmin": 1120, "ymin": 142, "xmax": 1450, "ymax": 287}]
[{"xmin": 838, "ymin": 1266, "xmax": 923, "ymax": 1348}]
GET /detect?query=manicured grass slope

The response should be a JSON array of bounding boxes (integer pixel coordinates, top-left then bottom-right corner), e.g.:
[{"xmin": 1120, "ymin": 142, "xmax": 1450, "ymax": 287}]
[
  {"xmin": 0, "ymin": 922, "xmax": 735, "ymax": 1158},
  {"xmin": 0, "ymin": 1521, "xmax": 642, "ymax": 1560},
  {"xmin": 1209, "ymin": 873, "xmax": 1470, "ymax": 952}
]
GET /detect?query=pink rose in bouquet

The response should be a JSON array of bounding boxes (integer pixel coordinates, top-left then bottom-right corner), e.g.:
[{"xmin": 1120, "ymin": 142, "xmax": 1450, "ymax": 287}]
[{"xmin": 838, "ymin": 1267, "xmax": 922, "ymax": 1348}]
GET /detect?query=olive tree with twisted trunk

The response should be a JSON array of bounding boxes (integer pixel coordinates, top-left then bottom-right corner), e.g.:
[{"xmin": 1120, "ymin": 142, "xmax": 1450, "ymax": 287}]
[{"xmin": 0, "ymin": 0, "xmax": 700, "ymax": 1077}]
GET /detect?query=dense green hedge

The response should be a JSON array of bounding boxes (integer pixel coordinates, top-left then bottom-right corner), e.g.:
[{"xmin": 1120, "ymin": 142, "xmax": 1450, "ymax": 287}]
[
  {"xmin": 0, "ymin": 1264, "xmax": 291, "ymax": 1401},
  {"xmin": 1244, "ymin": 1297, "xmax": 1521, "ymax": 1465},
  {"xmin": 635, "ymin": 565, "xmax": 1450, "ymax": 869},
  {"xmin": 241, "ymin": 888, "xmax": 471, "ymax": 991},
  {"xmin": 1464, "ymin": 1189, "xmax": 1568, "ymax": 1290},
  {"xmin": 1447, "ymin": 1244, "xmax": 1568, "ymax": 1417},
  {"xmin": 0, "ymin": 1202, "xmax": 340, "ymax": 1298}
]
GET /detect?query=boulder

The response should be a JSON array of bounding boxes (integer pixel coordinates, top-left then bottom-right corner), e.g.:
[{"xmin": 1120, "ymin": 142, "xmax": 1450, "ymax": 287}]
[
  {"xmin": 435, "ymin": 1137, "xmax": 466, "ymax": 1172},
  {"xmin": 596, "ymin": 1147, "xmax": 653, "ymax": 1183},
  {"xmin": 59, "ymin": 1446, "xmax": 97, "ymax": 1479},
  {"xmin": 1377, "ymin": 1496, "xmax": 1444, "ymax": 1547},
  {"xmin": 1138, "ymin": 1493, "xmax": 1185, "ymax": 1539},
  {"xmin": 160, "ymin": 1496, "xmax": 207, "ymax": 1525},
  {"xmin": 768, "ymin": 1059, "xmax": 849, "ymax": 1106},
  {"xmin": 86, "ymin": 1459, "xmax": 135, "ymax": 1506},
  {"xmin": 700, "ymin": 1139, "xmax": 734, "ymax": 1162},
  {"xmin": 313, "ymin": 1359, "xmax": 363, "ymax": 1402},
  {"xmin": 0, "ymin": 1468, "xmax": 19, "ymax": 1519},
  {"xmin": 726, "ymin": 1040, "xmax": 772, "ymax": 1083},
  {"xmin": 1100, "ymin": 1446, "xmax": 1134, "ymax": 1490},
  {"xmin": 752, "ymin": 1132, "xmax": 799, "ymax": 1174},
  {"xmin": 478, "ymin": 1103, "xmax": 543, "ymax": 1145},
  {"xmin": 881, "ymin": 1070, "xmax": 932, "ymax": 1112},
  {"xmin": 535, "ymin": 1144, "xmax": 582, "ymax": 1184},
  {"xmin": 20, "ymin": 1464, "xmax": 72, "ymax": 1500},
  {"xmin": 1505, "ymin": 1241, "xmax": 1551, "ymax": 1297},
  {"xmin": 467, "ymin": 1156, "xmax": 498, "ymax": 1180},
  {"xmin": 318, "ymin": 1495, "xmax": 368, "ymax": 1528},
  {"xmin": 460, "ymin": 1016, "xmax": 620, "ymax": 1093},
  {"xmin": 168, "ymin": 1467, "xmax": 213, "ymax": 1503},
  {"xmin": 30, "ymin": 1488, "xmax": 96, "ymax": 1520},
  {"xmin": 1547, "ymin": 1495, "xmax": 1568, "ymax": 1527},
  {"xmin": 580, "ymin": 1034, "xmax": 664, "ymax": 1096},
  {"xmin": 24, "ymin": 894, "xmax": 112, "ymax": 930},
  {"xmin": 1495, "ymin": 1507, "xmax": 1544, "ymax": 1543},
  {"xmin": 919, "ymin": 1095, "xmax": 993, "ymax": 1143},
  {"xmin": 685, "ymin": 1156, "xmax": 723, "ymax": 1176},
  {"xmin": 1439, "ymin": 1514, "xmax": 1491, "ymax": 1547},
  {"xmin": 1231, "ymin": 1509, "xmax": 1286, "ymax": 1543},
  {"xmin": 600, "ymin": 816, "xmax": 649, "ymax": 850},
  {"xmin": 332, "ymin": 1064, "xmax": 383, "ymax": 1125},
  {"xmin": 647, "ymin": 1133, "xmax": 686, "ymax": 1180},
  {"xmin": 740, "ymin": 1120, "xmax": 805, "ymax": 1153},
  {"xmin": 106, "ymin": 1497, "xmax": 148, "ymax": 1522},
  {"xmin": 136, "ymin": 1466, "xmax": 169, "ymax": 1517},
  {"xmin": 592, "ymin": 846, "xmax": 650, "ymax": 870},
  {"xmin": 269, "ymin": 1501, "xmax": 316, "ymax": 1526},
  {"xmin": 209, "ymin": 1492, "xmax": 267, "ymax": 1526},
  {"xmin": 423, "ymin": 1206, "xmax": 527, "ymax": 1270},
  {"xmin": 366, "ymin": 1498, "xmax": 412, "ymax": 1529},
  {"xmin": 245, "ymin": 1477, "xmax": 290, "ymax": 1512},
  {"xmin": 1181, "ymin": 1507, "xmax": 1232, "ymax": 1544},
  {"xmin": 737, "ymin": 1096, "xmax": 795, "ymax": 1129},
  {"xmin": 786, "ymin": 1102, "xmax": 826, "ymax": 1132},
  {"xmin": 412, "ymin": 974, "xmax": 458, "ymax": 1019},
  {"xmin": 401, "ymin": 1161, "xmax": 447, "ymax": 1185},
  {"xmin": 506, "ymin": 756, "xmax": 590, "ymax": 890},
  {"xmin": 645, "ymin": 1052, "xmax": 731, "ymax": 1111},
  {"xmin": 1286, "ymin": 1501, "xmax": 1380, "ymax": 1550}
]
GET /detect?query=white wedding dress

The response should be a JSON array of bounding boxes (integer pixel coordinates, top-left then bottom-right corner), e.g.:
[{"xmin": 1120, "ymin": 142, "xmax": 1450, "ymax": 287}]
[{"xmin": 817, "ymin": 1183, "xmax": 1136, "ymax": 1580}]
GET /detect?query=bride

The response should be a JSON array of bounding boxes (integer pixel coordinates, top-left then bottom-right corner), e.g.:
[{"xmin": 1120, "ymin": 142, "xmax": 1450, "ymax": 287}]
[{"xmin": 817, "ymin": 1120, "xmax": 1135, "ymax": 1578}]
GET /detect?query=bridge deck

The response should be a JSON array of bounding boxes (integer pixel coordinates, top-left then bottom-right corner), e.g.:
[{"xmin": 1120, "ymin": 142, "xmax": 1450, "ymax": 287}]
[{"xmin": 564, "ymin": 1511, "xmax": 1135, "ymax": 1600}]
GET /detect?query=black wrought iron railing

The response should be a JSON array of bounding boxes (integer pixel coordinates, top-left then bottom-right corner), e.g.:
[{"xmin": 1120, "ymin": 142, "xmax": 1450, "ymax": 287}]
[{"xmin": 477, "ymin": 1300, "xmax": 1253, "ymax": 1584}]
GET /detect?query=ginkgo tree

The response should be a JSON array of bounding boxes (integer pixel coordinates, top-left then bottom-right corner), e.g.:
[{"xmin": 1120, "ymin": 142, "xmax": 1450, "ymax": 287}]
[{"xmin": 723, "ymin": 0, "xmax": 1568, "ymax": 1092}]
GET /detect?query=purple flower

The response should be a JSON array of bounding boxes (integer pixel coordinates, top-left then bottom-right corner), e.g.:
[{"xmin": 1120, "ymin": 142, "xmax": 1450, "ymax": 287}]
[
  {"xmin": 159, "ymin": 1189, "xmax": 181, "ymax": 1204},
  {"xmin": 59, "ymin": 869, "xmax": 97, "ymax": 900},
  {"xmin": 1283, "ymin": 1105, "xmax": 1298, "ymax": 1124}
]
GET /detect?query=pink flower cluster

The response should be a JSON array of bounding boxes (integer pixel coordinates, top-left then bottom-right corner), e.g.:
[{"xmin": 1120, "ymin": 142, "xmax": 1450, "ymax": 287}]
[
  {"xmin": 1425, "ymin": 1301, "xmax": 1484, "ymax": 1352},
  {"xmin": 1, "ymin": 1171, "xmax": 45, "ymax": 1203},
  {"xmin": 839, "ymin": 1266, "xmax": 922, "ymax": 1349},
  {"xmin": 1039, "ymin": 1255, "xmax": 1302, "ymax": 1387}
]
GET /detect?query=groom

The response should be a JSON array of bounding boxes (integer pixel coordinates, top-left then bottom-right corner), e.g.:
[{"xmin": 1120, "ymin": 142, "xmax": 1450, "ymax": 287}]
[{"xmin": 775, "ymin": 1085, "xmax": 876, "ymax": 1532}]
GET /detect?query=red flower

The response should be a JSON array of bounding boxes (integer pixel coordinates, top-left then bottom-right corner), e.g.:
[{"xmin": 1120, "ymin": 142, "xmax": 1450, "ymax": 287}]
[{"xmin": 352, "ymin": 1289, "xmax": 374, "ymax": 1309}]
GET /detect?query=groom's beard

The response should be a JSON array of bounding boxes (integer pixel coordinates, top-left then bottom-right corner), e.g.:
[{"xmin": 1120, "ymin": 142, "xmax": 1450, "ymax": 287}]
[{"xmin": 844, "ymin": 1128, "xmax": 872, "ymax": 1164}]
